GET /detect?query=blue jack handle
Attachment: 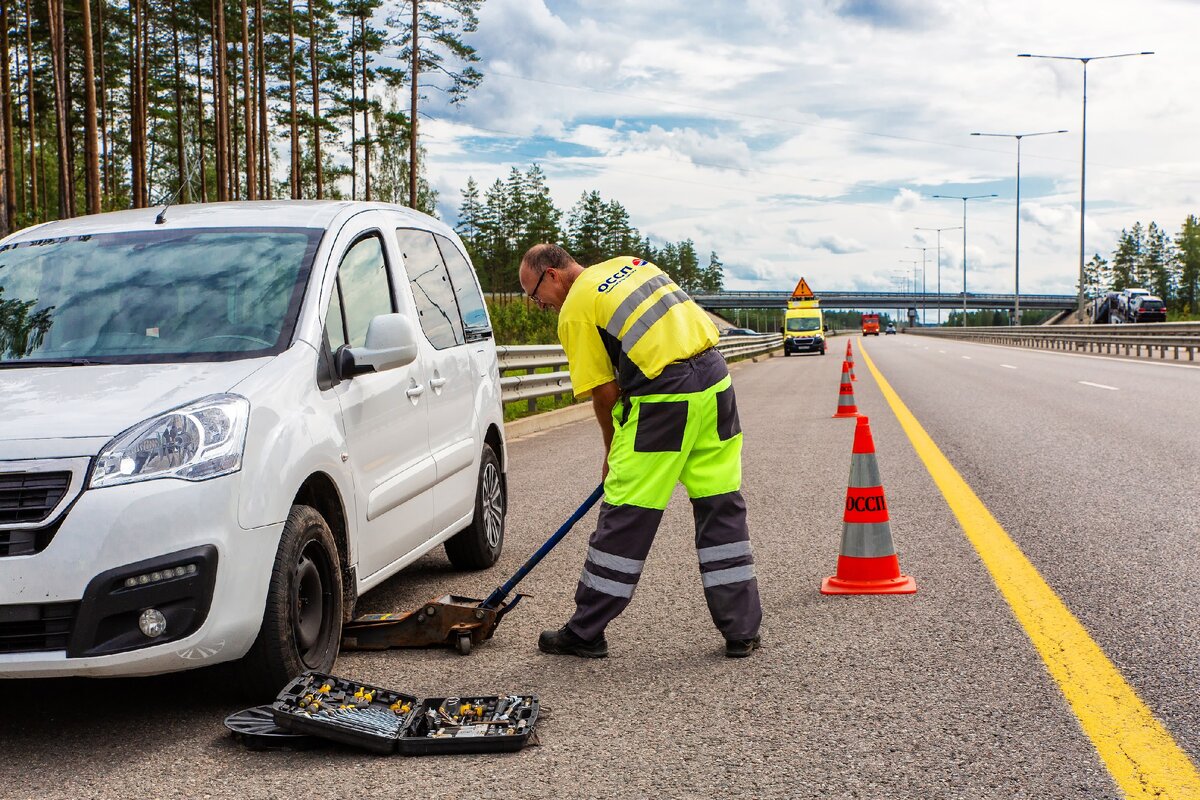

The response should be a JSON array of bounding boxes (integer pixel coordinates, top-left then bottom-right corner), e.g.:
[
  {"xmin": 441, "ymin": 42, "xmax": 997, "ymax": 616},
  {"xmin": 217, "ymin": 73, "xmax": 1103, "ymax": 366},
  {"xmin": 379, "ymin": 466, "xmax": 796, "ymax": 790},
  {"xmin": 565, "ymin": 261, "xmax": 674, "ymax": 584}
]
[{"xmin": 479, "ymin": 484, "xmax": 604, "ymax": 610}]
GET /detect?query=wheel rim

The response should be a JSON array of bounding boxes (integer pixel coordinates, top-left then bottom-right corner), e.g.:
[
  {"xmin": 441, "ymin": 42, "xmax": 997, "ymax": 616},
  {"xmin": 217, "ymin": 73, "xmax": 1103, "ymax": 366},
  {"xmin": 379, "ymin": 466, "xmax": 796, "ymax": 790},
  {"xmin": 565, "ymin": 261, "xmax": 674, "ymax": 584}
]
[
  {"xmin": 482, "ymin": 462, "xmax": 504, "ymax": 549},
  {"xmin": 291, "ymin": 541, "xmax": 334, "ymax": 665}
]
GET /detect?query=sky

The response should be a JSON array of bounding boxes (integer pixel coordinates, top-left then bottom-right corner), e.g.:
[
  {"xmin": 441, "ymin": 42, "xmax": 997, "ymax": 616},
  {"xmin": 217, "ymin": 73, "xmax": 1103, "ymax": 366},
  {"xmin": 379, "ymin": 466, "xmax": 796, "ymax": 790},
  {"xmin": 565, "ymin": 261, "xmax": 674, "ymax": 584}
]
[{"xmin": 416, "ymin": 0, "xmax": 1199, "ymax": 297}]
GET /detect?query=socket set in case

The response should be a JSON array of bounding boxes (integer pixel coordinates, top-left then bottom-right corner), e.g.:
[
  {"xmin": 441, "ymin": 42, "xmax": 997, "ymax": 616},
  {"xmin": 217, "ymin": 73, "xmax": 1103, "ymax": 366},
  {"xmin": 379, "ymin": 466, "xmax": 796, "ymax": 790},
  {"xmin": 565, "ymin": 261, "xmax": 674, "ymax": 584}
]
[{"xmin": 267, "ymin": 671, "xmax": 539, "ymax": 755}]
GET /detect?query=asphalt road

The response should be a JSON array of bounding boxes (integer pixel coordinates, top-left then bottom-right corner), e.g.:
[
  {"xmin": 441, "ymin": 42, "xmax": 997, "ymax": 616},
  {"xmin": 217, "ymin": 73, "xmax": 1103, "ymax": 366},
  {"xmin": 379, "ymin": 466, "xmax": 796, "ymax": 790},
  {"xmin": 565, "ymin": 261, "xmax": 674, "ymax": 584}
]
[{"xmin": 2, "ymin": 335, "xmax": 1194, "ymax": 799}]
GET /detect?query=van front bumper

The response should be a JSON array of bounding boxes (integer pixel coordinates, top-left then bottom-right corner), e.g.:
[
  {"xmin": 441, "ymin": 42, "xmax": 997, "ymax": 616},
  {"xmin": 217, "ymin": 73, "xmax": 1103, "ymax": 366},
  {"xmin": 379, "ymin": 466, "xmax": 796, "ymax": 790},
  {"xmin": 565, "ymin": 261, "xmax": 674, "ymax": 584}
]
[
  {"xmin": 785, "ymin": 336, "xmax": 824, "ymax": 353},
  {"xmin": 0, "ymin": 474, "xmax": 283, "ymax": 678}
]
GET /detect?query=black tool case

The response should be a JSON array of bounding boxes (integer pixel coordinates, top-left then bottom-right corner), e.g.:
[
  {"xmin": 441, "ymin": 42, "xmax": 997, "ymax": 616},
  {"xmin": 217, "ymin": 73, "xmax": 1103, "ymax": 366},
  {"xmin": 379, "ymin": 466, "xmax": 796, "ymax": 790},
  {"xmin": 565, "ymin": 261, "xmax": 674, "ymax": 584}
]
[
  {"xmin": 269, "ymin": 671, "xmax": 539, "ymax": 756},
  {"xmin": 271, "ymin": 672, "xmax": 418, "ymax": 754}
]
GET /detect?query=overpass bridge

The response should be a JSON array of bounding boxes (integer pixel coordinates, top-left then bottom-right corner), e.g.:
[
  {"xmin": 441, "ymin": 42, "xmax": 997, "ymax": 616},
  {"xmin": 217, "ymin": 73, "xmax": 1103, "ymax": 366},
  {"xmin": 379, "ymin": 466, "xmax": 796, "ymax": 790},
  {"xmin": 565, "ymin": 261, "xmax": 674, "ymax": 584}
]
[{"xmin": 691, "ymin": 290, "xmax": 1076, "ymax": 311}]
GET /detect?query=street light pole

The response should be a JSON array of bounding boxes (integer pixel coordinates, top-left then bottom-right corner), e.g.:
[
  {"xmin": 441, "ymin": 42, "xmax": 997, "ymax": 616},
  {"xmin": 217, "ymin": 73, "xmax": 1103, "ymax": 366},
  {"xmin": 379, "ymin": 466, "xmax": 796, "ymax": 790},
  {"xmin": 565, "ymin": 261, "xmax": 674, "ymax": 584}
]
[
  {"xmin": 970, "ymin": 129, "xmax": 1067, "ymax": 326},
  {"xmin": 1018, "ymin": 51, "xmax": 1153, "ymax": 321},
  {"xmin": 899, "ymin": 258, "xmax": 920, "ymax": 327},
  {"xmin": 915, "ymin": 226, "xmax": 961, "ymax": 326},
  {"xmin": 904, "ymin": 245, "xmax": 930, "ymax": 325},
  {"xmin": 931, "ymin": 194, "xmax": 997, "ymax": 326}
]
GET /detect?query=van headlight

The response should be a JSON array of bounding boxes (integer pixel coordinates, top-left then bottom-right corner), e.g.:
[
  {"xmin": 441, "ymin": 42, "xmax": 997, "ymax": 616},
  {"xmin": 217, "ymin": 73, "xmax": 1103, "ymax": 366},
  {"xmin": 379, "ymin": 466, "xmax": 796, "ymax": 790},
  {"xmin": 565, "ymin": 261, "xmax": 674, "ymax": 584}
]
[{"xmin": 90, "ymin": 394, "xmax": 250, "ymax": 489}]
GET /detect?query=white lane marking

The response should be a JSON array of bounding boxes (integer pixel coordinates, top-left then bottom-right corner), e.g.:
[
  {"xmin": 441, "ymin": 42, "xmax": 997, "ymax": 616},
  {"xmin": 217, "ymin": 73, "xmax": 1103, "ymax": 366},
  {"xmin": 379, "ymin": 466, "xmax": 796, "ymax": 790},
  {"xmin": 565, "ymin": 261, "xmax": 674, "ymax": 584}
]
[
  {"xmin": 1000, "ymin": 364, "xmax": 1017, "ymax": 369},
  {"xmin": 914, "ymin": 338, "xmax": 1200, "ymax": 371},
  {"xmin": 1079, "ymin": 381, "xmax": 1119, "ymax": 391},
  {"xmin": 939, "ymin": 349, "xmax": 946, "ymax": 354},
  {"xmin": 962, "ymin": 356, "xmax": 972, "ymax": 360}
]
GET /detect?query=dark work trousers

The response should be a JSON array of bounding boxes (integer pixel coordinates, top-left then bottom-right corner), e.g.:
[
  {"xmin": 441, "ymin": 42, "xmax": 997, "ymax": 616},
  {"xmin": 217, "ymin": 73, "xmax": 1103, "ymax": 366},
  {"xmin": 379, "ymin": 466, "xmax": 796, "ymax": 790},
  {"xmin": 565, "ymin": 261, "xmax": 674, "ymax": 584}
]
[{"xmin": 566, "ymin": 349, "xmax": 762, "ymax": 642}]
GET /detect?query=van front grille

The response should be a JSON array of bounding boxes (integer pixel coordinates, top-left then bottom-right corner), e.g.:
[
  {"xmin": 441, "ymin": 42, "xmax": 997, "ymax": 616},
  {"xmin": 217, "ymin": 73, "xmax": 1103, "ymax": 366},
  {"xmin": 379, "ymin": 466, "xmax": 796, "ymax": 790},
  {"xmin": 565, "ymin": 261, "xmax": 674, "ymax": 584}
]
[{"xmin": 0, "ymin": 471, "xmax": 72, "ymax": 524}]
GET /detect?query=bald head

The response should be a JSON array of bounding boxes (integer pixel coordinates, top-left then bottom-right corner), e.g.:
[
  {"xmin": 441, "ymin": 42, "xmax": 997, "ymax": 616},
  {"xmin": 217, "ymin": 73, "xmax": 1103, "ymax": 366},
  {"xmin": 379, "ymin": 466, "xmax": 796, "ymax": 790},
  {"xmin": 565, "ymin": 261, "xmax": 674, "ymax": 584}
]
[
  {"xmin": 521, "ymin": 243, "xmax": 578, "ymax": 275},
  {"xmin": 519, "ymin": 243, "xmax": 584, "ymax": 311}
]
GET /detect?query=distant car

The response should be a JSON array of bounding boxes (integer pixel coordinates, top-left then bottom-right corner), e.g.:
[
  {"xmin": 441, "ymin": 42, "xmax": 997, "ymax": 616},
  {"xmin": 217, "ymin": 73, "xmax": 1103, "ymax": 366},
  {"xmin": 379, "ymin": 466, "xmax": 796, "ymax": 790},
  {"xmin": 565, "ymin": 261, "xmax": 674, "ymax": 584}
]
[
  {"xmin": 721, "ymin": 327, "xmax": 758, "ymax": 336},
  {"xmin": 885, "ymin": 323, "xmax": 897, "ymax": 335},
  {"xmin": 1129, "ymin": 295, "xmax": 1167, "ymax": 323}
]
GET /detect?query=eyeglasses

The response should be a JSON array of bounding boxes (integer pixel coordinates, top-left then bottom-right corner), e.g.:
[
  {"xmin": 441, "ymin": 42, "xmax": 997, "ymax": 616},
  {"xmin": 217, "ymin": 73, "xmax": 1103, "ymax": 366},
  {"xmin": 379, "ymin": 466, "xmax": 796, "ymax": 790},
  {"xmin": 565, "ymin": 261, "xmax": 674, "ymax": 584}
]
[{"xmin": 527, "ymin": 268, "xmax": 552, "ymax": 308}]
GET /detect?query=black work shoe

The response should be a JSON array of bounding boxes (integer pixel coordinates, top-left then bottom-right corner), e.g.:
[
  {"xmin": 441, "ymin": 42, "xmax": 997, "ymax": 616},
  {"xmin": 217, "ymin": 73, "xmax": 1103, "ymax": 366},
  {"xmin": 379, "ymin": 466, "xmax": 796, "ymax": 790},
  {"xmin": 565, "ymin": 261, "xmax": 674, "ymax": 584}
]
[
  {"xmin": 538, "ymin": 625, "xmax": 608, "ymax": 658},
  {"xmin": 725, "ymin": 635, "xmax": 761, "ymax": 658}
]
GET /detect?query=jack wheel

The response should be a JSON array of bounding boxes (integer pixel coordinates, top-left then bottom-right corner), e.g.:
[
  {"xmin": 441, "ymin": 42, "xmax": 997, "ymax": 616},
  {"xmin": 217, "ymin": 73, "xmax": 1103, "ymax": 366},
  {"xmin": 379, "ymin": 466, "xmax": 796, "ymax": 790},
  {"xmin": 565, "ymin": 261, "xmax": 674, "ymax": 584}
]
[{"xmin": 456, "ymin": 634, "xmax": 472, "ymax": 656}]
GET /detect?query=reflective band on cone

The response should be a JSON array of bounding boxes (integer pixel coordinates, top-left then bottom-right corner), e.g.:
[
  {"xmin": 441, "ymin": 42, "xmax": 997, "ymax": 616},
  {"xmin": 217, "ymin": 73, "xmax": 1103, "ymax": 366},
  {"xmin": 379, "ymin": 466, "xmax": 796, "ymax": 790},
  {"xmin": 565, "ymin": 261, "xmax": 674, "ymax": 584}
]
[
  {"xmin": 821, "ymin": 415, "xmax": 917, "ymax": 595},
  {"xmin": 833, "ymin": 360, "xmax": 860, "ymax": 418}
]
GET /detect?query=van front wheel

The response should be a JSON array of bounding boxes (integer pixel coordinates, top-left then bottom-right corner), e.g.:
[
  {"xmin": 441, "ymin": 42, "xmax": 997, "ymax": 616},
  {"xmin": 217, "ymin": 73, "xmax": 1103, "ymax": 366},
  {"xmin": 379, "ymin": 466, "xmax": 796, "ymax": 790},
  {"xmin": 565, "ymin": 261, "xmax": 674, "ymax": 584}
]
[
  {"xmin": 240, "ymin": 504, "xmax": 343, "ymax": 698},
  {"xmin": 444, "ymin": 444, "xmax": 505, "ymax": 570}
]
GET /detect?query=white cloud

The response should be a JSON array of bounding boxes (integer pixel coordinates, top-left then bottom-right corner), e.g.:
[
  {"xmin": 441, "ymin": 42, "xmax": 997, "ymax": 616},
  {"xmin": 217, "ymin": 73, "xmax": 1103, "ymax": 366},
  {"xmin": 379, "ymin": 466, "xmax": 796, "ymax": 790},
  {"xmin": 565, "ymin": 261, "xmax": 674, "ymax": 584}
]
[{"xmin": 414, "ymin": 0, "xmax": 1200, "ymax": 295}]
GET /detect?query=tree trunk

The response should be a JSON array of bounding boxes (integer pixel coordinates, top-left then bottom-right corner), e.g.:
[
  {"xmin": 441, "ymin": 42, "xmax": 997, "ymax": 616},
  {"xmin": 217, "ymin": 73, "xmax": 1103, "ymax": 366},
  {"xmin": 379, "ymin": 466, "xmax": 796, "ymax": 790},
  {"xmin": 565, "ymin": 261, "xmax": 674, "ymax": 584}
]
[
  {"xmin": 240, "ymin": 0, "xmax": 255, "ymax": 199},
  {"xmin": 195, "ymin": 13, "xmax": 207, "ymax": 201},
  {"xmin": 81, "ymin": 0, "xmax": 101, "ymax": 215},
  {"xmin": 48, "ymin": 0, "xmax": 74, "ymax": 218},
  {"xmin": 361, "ymin": 13, "xmax": 369, "ymax": 201},
  {"xmin": 24, "ymin": 0, "xmax": 36, "ymax": 218},
  {"xmin": 129, "ymin": 0, "xmax": 145, "ymax": 207},
  {"xmin": 409, "ymin": 0, "xmax": 418, "ymax": 208},
  {"xmin": 97, "ymin": 0, "xmax": 110, "ymax": 202},
  {"xmin": 215, "ymin": 0, "xmax": 230, "ymax": 200},
  {"xmin": 308, "ymin": 3, "xmax": 322, "ymax": 198},
  {"xmin": 13, "ymin": 39, "xmax": 24, "ymax": 217},
  {"xmin": 0, "ymin": 0, "xmax": 15, "ymax": 231},
  {"xmin": 170, "ymin": 0, "xmax": 188, "ymax": 202},
  {"xmin": 255, "ymin": 0, "xmax": 268, "ymax": 199},
  {"xmin": 230, "ymin": 36, "xmax": 240, "ymax": 200},
  {"xmin": 287, "ymin": 0, "xmax": 298, "ymax": 198},
  {"xmin": 349, "ymin": 14, "xmax": 356, "ymax": 200}
]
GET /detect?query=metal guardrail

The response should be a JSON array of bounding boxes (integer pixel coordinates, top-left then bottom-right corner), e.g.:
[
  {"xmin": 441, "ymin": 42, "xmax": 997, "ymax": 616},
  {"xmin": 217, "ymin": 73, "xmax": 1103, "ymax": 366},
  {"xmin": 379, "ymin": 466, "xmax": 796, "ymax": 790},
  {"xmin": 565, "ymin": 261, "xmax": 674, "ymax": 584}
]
[
  {"xmin": 497, "ymin": 334, "xmax": 784, "ymax": 405},
  {"xmin": 905, "ymin": 322, "xmax": 1200, "ymax": 361}
]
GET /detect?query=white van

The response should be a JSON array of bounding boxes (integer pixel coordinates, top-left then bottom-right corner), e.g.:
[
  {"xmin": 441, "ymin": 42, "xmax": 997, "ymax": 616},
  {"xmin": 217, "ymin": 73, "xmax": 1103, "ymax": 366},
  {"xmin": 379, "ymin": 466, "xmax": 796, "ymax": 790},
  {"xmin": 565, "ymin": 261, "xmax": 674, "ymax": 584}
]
[{"xmin": 0, "ymin": 201, "xmax": 507, "ymax": 692}]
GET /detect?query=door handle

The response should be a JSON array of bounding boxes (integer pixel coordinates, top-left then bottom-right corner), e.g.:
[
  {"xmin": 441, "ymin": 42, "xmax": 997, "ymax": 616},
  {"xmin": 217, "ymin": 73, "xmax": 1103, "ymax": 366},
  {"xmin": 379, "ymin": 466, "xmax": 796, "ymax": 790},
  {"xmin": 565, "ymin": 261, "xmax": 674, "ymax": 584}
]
[
  {"xmin": 429, "ymin": 377, "xmax": 447, "ymax": 390},
  {"xmin": 406, "ymin": 384, "xmax": 425, "ymax": 398}
]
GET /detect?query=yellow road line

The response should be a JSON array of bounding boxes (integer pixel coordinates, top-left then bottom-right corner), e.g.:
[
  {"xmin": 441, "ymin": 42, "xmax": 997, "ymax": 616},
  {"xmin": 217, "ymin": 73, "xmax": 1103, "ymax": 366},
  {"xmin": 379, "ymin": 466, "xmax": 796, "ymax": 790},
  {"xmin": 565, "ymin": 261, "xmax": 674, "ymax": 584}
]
[{"xmin": 858, "ymin": 339, "xmax": 1200, "ymax": 799}]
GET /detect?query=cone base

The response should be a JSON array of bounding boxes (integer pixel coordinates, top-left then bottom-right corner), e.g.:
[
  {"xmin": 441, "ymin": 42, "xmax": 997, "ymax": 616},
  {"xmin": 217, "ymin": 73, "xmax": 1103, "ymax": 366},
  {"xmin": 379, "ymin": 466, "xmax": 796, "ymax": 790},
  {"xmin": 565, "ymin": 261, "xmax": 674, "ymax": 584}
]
[
  {"xmin": 821, "ymin": 554, "xmax": 917, "ymax": 595},
  {"xmin": 821, "ymin": 574, "xmax": 917, "ymax": 595},
  {"xmin": 833, "ymin": 409, "xmax": 860, "ymax": 418}
]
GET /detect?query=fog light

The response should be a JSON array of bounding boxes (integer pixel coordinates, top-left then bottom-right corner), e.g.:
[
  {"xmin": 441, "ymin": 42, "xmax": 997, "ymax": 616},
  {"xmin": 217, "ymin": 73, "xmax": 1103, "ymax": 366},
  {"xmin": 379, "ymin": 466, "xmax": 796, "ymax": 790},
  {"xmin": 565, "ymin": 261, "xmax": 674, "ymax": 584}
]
[{"xmin": 139, "ymin": 608, "xmax": 168, "ymax": 638}]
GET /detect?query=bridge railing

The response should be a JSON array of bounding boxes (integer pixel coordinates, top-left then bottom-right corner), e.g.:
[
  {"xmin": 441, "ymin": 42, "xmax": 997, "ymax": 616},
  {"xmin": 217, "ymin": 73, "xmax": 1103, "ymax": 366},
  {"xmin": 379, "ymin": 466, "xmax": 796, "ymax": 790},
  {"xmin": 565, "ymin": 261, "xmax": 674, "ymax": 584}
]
[
  {"xmin": 497, "ymin": 334, "xmax": 783, "ymax": 404},
  {"xmin": 904, "ymin": 322, "xmax": 1200, "ymax": 361}
]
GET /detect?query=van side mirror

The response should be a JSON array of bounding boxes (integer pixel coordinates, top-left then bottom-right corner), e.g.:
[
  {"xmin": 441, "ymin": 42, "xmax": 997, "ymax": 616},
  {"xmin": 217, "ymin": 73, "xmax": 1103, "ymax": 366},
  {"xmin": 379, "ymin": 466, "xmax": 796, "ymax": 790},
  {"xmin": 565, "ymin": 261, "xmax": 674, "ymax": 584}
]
[{"xmin": 337, "ymin": 313, "xmax": 419, "ymax": 378}]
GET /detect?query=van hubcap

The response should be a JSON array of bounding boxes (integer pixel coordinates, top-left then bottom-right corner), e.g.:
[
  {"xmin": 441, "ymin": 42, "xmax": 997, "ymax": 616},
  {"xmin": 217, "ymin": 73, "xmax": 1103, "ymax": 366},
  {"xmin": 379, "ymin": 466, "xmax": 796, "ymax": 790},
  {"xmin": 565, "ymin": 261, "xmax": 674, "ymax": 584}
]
[{"xmin": 482, "ymin": 462, "xmax": 504, "ymax": 549}]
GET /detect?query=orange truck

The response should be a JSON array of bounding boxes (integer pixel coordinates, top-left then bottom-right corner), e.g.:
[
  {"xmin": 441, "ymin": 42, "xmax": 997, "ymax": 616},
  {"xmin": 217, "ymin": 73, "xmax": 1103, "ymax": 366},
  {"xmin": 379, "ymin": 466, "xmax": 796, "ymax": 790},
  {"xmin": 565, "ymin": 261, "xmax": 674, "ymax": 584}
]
[{"xmin": 861, "ymin": 313, "xmax": 880, "ymax": 336}]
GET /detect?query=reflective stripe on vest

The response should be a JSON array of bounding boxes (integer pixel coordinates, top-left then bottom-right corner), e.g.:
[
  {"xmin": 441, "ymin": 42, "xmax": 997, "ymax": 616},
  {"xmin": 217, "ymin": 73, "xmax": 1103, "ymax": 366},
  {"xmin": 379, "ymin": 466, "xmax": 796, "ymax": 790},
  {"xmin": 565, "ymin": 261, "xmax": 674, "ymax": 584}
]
[
  {"xmin": 622, "ymin": 288, "xmax": 692, "ymax": 353},
  {"xmin": 605, "ymin": 273, "xmax": 674, "ymax": 339}
]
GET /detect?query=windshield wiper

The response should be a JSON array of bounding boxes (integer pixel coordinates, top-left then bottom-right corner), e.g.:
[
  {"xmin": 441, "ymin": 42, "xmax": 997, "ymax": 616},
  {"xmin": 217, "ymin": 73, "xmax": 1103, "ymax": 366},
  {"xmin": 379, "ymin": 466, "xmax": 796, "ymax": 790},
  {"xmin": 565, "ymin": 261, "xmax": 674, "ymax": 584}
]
[{"xmin": 0, "ymin": 358, "xmax": 103, "ymax": 368}]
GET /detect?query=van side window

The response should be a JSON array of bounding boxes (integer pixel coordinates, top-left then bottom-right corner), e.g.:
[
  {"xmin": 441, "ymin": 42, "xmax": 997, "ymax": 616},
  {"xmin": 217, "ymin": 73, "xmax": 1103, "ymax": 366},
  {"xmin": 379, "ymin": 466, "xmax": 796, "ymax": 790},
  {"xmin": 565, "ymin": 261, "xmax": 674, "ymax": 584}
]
[
  {"xmin": 435, "ymin": 234, "xmax": 490, "ymax": 339},
  {"xmin": 396, "ymin": 228, "xmax": 464, "ymax": 350},
  {"xmin": 327, "ymin": 234, "xmax": 393, "ymax": 349}
]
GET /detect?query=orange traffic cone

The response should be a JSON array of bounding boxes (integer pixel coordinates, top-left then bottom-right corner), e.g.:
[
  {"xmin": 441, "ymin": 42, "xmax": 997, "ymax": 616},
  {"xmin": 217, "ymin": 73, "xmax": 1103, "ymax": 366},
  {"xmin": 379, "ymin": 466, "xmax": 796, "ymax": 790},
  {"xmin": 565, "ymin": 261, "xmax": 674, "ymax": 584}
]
[
  {"xmin": 845, "ymin": 341, "xmax": 857, "ymax": 381},
  {"xmin": 821, "ymin": 416, "xmax": 916, "ymax": 595},
  {"xmin": 832, "ymin": 360, "xmax": 859, "ymax": 418}
]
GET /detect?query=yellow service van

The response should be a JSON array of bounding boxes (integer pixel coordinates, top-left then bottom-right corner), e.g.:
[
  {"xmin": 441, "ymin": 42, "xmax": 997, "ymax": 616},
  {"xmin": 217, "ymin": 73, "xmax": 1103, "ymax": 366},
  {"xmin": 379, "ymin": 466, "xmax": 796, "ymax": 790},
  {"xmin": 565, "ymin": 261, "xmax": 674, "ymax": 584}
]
[{"xmin": 782, "ymin": 278, "xmax": 826, "ymax": 356}]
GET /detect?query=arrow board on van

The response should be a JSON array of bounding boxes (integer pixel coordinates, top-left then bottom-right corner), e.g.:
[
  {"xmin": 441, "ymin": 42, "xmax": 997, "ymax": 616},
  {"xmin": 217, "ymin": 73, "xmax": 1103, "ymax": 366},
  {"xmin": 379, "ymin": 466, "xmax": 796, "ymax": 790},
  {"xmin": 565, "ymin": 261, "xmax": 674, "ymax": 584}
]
[{"xmin": 790, "ymin": 278, "xmax": 815, "ymax": 300}]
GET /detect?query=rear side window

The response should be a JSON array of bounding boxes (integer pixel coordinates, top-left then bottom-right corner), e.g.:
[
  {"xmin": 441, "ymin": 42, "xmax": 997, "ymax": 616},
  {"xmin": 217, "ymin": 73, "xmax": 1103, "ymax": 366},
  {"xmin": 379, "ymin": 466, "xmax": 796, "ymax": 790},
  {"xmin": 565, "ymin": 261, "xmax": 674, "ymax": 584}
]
[
  {"xmin": 396, "ymin": 228, "xmax": 464, "ymax": 350},
  {"xmin": 435, "ymin": 234, "xmax": 490, "ymax": 337},
  {"xmin": 326, "ymin": 233, "xmax": 394, "ymax": 349}
]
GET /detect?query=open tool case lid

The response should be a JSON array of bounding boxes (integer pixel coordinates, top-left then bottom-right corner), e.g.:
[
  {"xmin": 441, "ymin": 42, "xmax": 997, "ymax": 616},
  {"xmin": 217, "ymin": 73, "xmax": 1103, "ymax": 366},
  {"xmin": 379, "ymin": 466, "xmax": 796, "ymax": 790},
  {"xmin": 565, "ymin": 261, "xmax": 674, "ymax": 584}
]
[{"xmin": 269, "ymin": 671, "xmax": 539, "ymax": 756}]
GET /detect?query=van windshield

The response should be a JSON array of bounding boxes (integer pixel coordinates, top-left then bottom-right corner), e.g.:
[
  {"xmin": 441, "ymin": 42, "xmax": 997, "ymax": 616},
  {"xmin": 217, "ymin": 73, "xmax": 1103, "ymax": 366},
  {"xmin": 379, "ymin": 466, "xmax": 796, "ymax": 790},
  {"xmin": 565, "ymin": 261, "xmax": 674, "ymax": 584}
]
[
  {"xmin": 787, "ymin": 317, "xmax": 821, "ymax": 332},
  {"xmin": 0, "ymin": 227, "xmax": 322, "ymax": 365}
]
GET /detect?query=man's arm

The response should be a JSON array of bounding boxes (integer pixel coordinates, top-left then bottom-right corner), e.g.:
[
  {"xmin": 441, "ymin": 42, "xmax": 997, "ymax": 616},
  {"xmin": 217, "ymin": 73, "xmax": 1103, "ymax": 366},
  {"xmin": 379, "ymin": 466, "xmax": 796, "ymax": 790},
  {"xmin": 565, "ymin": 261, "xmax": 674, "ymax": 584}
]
[{"xmin": 590, "ymin": 380, "xmax": 620, "ymax": 481}]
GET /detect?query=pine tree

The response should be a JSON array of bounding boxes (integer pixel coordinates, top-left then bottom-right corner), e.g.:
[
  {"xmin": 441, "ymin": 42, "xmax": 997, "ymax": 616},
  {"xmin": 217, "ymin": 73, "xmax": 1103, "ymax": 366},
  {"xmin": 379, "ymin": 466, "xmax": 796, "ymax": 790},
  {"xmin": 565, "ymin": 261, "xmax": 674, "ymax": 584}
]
[
  {"xmin": 521, "ymin": 164, "xmax": 561, "ymax": 249},
  {"xmin": 676, "ymin": 238, "xmax": 700, "ymax": 292},
  {"xmin": 1111, "ymin": 227, "xmax": 1140, "ymax": 290},
  {"xmin": 1140, "ymin": 222, "xmax": 1176, "ymax": 303},
  {"xmin": 1175, "ymin": 215, "xmax": 1200, "ymax": 315},
  {"xmin": 702, "ymin": 251, "xmax": 725, "ymax": 292},
  {"xmin": 567, "ymin": 190, "xmax": 606, "ymax": 265}
]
